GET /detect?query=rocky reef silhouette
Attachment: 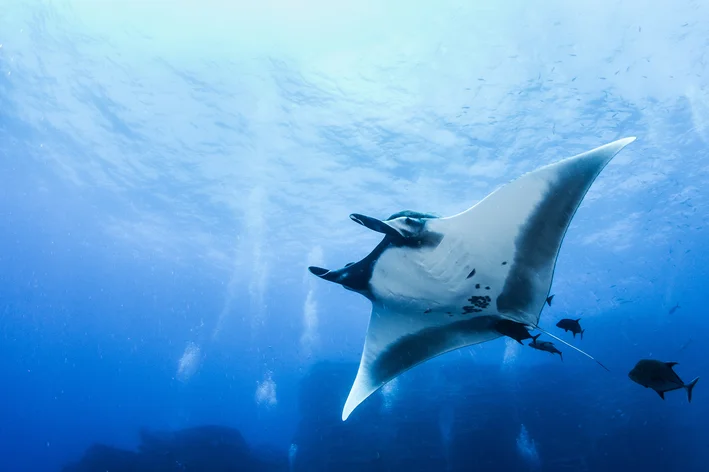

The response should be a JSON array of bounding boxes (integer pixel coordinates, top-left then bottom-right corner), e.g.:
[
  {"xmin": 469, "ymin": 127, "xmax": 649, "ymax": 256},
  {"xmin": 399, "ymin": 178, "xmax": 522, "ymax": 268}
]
[
  {"xmin": 61, "ymin": 425, "xmax": 287, "ymax": 472},
  {"xmin": 62, "ymin": 359, "xmax": 701, "ymax": 471}
]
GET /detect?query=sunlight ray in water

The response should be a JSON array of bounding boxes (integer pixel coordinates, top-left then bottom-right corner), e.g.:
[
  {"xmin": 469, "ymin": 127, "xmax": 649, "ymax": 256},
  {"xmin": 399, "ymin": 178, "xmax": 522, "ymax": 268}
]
[{"xmin": 176, "ymin": 342, "xmax": 202, "ymax": 383}]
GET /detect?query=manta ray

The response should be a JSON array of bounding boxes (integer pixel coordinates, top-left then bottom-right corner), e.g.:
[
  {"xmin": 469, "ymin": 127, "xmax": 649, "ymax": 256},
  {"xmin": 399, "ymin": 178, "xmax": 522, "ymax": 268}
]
[{"xmin": 308, "ymin": 137, "xmax": 636, "ymax": 421}]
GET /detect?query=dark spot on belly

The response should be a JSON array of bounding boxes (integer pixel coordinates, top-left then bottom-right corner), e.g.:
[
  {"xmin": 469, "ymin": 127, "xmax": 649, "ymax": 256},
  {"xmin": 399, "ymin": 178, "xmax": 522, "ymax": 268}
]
[
  {"xmin": 502, "ymin": 261, "xmax": 508, "ymax": 265},
  {"xmin": 485, "ymin": 286, "xmax": 490, "ymax": 290},
  {"xmin": 466, "ymin": 268, "xmax": 476, "ymax": 279},
  {"xmin": 462, "ymin": 295, "xmax": 491, "ymax": 314},
  {"xmin": 475, "ymin": 284, "xmax": 480, "ymax": 289}
]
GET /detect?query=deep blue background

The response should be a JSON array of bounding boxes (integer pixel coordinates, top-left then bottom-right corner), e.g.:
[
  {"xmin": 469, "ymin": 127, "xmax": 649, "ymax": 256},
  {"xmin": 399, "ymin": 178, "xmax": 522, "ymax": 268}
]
[{"xmin": 1, "ymin": 1, "xmax": 709, "ymax": 470}]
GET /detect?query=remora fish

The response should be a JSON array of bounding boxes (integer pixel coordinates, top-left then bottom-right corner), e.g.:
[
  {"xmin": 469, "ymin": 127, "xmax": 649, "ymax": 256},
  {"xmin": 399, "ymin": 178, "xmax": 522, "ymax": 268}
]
[
  {"xmin": 494, "ymin": 319, "xmax": 534, "ymax": 345},
  {"xmin": 528, "ymin": 334, "xmax": 563, "ymax": 361}
]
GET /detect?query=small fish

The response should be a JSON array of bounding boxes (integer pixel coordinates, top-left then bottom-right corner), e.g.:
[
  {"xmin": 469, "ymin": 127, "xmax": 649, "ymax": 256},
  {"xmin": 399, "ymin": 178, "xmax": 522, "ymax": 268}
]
[
  {"xmin": 679, "ymin": 338, "xmax": 693, "ymax": 352},
  {"xmin": 669, "ymin": 303, "xmax": 680, "ymax": 315},
  {"xmin": 628, "ymin": 359, "xmax": 699, "ymax": 402},
  {"xmin": 556, "ymin": 318, "xmax": 585, "ymax": 340},
  {"xmin": 494, "ymin": 319, "xmax": 534, "ymax": 345},
  {"xmin": 528, "ymin": 334, "xmax": 563, "ymax": 361}
]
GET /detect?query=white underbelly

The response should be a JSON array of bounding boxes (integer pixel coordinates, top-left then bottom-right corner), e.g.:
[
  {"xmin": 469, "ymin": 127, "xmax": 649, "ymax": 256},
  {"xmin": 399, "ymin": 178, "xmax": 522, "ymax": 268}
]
[{"xmin": 369, "ymin": 240, "xmax": 508, "ymax": 318}]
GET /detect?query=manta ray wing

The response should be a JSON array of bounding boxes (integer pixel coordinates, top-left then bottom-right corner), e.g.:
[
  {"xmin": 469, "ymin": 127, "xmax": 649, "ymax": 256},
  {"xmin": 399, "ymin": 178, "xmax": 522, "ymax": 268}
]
[
  {"xmin": 430, "ymin": 136, "xmax": 636, "ymax": 323},
  {"xmin": 343, "ymin": 304, "xmax": 501, "ymax": 420},
  {"xmin": 323, "ymin": 137, "xmax": 636, "ymax": 421}
]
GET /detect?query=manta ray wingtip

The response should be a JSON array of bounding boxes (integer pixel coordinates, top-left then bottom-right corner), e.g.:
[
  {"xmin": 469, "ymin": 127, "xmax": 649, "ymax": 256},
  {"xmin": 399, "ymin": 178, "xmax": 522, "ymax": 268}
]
[
  {"xmin": 609, "ymin": 136, "xmax": 637, "ymax": 151},
  {"xmin": 598, "ymin": 136, "xmax": 636, "ymax": 154},
  {"xmin": 342, "ymin": 394, "xmax": 359, "ymax": 421}
]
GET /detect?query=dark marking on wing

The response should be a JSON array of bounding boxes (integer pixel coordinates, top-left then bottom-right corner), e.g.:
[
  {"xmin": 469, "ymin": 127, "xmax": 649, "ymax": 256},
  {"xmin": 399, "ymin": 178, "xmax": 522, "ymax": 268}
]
[
  {"xmin": 466, "ymin": 268, "xmax": 476, "ymax": 279},
  {"xmin": 497, "ymin": 158, "xmax": 602, "ymax": 314},
  {"xmin": 370, "ymin": 316, "xmax": 499, "ymax": 386}
]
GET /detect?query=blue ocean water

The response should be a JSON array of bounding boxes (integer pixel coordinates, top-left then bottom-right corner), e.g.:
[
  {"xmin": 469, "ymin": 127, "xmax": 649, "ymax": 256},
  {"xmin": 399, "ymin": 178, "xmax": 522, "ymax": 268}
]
[{"xmin": 1, "ymin": 1, "xmax": 708, "ymax": 470}]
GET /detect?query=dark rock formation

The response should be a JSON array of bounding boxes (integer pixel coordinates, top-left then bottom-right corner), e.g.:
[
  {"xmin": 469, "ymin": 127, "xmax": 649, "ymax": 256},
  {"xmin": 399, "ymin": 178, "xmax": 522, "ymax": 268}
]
[
  {"xmin": 289, "ymin": 359, "xmax": 698, "ymax": 471},
  {"xmin": 62, "ymin": 358, "xmax": 702, "ymax": 471},
  {"xmin": 61, "ymin": 425, "xmax": 287, "ymax": 472}
]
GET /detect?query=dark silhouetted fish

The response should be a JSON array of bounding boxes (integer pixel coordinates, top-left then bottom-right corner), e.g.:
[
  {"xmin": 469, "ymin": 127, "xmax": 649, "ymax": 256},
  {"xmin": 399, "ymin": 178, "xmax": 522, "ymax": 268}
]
[
  {"xmin": 679, "ymin": 338, "xmax": 692, "ymax": 352},
  {"xmin": 528, "ymin": 334, "xmax": 563, "ymax": 361},
  {"xmin": 494, "ymin": 319, "xmax": 534, "ymax": 345},
  {"xmin": 556, "ymin": 318, "xmax": 585, "ymax": 340},
  {"xmin": 628, "ymin": 359, "xmax": 699, "ymax": 402},
  {"xmin": 668, "ymin": 303, "xmax": 680, "ymax": 315}
]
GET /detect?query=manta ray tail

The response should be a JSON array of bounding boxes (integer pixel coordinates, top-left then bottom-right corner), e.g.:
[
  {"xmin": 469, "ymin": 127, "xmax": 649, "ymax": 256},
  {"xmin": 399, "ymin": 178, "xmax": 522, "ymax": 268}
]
[{"xmin": 532, "ymin": 324, "xmax": 610, "ymax": 372}]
